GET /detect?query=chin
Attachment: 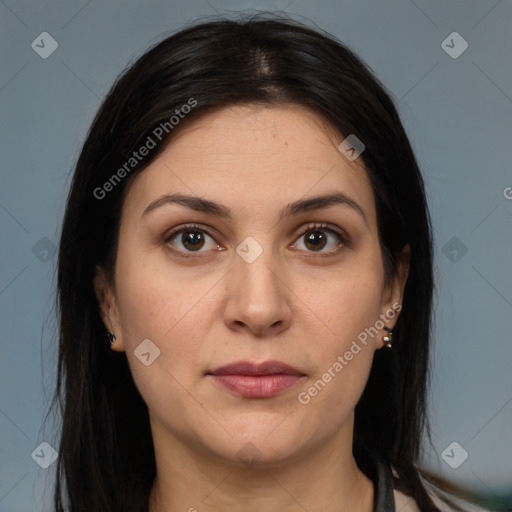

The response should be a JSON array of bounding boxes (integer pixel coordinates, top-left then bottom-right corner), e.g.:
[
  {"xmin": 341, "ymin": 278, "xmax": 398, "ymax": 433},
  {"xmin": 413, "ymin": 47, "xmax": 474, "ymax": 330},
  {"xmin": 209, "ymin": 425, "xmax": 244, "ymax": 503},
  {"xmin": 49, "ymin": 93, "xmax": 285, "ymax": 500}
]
[{"xmin": 201, "ymin": 426, "xmax": 312, "ymax": 469}]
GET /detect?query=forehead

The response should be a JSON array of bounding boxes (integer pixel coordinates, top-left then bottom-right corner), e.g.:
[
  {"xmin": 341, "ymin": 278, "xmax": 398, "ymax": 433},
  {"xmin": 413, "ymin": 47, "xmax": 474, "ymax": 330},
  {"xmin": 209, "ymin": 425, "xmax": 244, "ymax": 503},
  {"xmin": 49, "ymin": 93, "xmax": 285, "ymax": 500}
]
[{"xmin": 121, "ymin": 104, "xmax": 376, "ymax": 225}]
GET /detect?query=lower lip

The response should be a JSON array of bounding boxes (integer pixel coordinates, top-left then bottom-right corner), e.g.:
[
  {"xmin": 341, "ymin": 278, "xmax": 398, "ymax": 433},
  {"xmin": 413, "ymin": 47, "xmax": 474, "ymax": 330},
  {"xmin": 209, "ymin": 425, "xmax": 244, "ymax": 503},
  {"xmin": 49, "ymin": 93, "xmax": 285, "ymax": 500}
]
[{"xmin": 209, "ymin": 374, "xmax": 303, "ymax": 398}]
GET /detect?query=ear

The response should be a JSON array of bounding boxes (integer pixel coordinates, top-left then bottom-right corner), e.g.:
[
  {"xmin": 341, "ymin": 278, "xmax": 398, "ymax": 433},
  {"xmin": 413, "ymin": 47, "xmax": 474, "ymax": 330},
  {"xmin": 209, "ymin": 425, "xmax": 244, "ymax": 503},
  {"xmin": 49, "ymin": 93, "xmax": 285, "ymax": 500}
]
[
  {"xmin": 93, "ymin": 265, "xmax": 125, "ymax": 352},
  {"xmin": 377, "ymin": 243, "xmax": 410, "ymax": 348}
]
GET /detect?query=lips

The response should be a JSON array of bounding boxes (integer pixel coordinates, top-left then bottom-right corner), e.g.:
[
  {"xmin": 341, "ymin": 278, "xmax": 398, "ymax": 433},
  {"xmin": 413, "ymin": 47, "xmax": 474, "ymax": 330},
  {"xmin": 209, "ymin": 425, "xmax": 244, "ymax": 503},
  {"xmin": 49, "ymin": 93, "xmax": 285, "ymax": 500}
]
[
  {"xmin": 206, "ymin": 360, "xmax": 305, "ymax": 398},
  {"xmin": 208, "ymin": 360, "xmax": 304, "ymax": 377}
]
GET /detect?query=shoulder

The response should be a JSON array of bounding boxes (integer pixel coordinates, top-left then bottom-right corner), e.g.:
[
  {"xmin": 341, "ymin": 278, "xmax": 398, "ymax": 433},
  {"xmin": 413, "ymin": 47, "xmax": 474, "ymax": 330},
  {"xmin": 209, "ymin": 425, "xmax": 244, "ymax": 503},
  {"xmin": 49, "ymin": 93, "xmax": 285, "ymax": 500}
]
[
  {"xmin": 424, "ymin": 481, "xmax": 492, "ymax": 512},
  {"xmin": 392, "ymin": 480, "xmax": 491, "ymax": 512},
  {"xmin": 393, "ymin": 487, "xmax": 491, "ymax": 512}
]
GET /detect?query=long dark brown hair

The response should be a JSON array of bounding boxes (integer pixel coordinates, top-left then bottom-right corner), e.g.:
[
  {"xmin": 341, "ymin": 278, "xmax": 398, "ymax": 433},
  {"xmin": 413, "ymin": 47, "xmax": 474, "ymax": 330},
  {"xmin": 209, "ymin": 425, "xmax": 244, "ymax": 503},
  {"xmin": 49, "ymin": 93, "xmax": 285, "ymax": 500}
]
[{"xmin": 52, "ymin": 13, "xmax": 480, "ymax": 511}]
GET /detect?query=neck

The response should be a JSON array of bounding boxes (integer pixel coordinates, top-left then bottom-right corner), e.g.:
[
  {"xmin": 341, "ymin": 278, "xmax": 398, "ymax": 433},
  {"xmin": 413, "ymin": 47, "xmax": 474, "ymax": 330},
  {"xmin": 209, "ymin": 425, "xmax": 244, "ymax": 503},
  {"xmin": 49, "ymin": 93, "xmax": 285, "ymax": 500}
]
[{"xmin": 148, "ymin": 414, "xmax": 374, "ymax": 512}]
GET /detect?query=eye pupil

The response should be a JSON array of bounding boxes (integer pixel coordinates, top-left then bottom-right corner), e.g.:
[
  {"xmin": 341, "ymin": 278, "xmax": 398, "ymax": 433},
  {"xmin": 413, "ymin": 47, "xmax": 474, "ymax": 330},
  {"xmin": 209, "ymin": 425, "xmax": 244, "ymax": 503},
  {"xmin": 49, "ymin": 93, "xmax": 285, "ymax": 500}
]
[
  {"xmin": 305, "ymin": 230, "xmax": 327, "ymax": 251},
  {"xmin": 182, "ymin": 230, "xmax": 205, "ymax": 251}
]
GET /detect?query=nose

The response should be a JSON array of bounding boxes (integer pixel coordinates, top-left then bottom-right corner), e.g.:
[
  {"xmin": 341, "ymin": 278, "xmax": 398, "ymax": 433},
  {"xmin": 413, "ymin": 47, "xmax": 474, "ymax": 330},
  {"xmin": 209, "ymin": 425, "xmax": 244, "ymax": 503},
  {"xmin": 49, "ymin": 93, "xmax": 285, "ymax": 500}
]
[{"xmin": 222, "ymin": 243, "xmax": 293, "ymax": 338}]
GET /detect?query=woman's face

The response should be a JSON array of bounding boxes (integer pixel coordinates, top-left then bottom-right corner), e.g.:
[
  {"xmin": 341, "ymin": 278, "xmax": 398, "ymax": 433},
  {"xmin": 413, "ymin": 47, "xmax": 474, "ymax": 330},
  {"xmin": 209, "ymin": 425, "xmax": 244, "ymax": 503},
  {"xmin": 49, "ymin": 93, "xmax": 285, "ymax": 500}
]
[{"xmin": 95, "ymin": 104, "xmax": 408, "ymax": 467}]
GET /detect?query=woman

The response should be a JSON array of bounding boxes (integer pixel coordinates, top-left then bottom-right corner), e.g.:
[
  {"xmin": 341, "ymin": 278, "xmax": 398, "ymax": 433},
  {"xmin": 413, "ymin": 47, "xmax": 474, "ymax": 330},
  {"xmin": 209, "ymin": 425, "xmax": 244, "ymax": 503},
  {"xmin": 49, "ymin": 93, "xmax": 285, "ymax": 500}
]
[{"xmin": 53, "ymin": 14, "xmax": 491, "ymax": 512}]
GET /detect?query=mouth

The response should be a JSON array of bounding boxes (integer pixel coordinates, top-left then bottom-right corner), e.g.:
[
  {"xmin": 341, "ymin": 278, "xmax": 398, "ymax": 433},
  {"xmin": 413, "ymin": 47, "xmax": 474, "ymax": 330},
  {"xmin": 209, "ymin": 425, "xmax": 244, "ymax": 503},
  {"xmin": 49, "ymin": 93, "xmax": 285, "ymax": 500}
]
[{"xmin": 206, "ymin": 360, "xmax": 306, "ymax": 399}]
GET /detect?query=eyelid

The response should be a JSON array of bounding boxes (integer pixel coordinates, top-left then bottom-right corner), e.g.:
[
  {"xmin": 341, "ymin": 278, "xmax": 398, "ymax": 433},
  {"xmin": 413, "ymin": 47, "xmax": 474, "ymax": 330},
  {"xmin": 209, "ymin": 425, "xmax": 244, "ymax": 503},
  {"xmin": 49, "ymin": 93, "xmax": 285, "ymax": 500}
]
[
  {"xmin": 164, "ymin": 223, "xmax": 217, "ymax": 242},
  {"xmin": 295, "ymin": 222, "xmax": 348, "ymax": 240}
]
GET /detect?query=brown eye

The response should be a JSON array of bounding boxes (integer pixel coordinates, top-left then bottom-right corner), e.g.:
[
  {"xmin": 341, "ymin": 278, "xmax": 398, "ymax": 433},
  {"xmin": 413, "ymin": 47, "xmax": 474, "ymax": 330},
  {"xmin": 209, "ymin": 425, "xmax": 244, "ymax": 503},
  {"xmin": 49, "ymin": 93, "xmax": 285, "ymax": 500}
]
[
  {"xmin": 304, "ymin": 230, "xmax": 328, "ymax": 251},
  {"xmin": 292, "ymin": 223, "xmax": 349, "ymax": 255},
  {"xmin": 179, "ymin": 230, "xmax": 206, "ymax": 251},
  {"xmin": 165, "ymin": 224, "xmax": 220, "ymax": 255}
]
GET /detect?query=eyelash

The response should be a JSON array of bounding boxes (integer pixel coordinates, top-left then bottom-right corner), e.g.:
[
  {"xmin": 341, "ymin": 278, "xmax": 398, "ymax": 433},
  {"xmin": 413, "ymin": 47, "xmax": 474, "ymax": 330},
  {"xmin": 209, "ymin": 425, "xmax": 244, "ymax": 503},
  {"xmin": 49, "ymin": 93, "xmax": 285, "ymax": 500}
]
[{"xmin": 164, "ymin": 222, "xmax": 350, "ymax": 259}]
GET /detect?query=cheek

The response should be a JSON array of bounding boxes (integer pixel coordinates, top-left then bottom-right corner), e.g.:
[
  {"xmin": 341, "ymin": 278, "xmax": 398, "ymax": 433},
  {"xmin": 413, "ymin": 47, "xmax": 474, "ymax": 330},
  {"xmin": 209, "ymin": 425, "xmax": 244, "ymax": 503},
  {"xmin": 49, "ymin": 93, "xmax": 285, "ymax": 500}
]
[
  {"xmin": 112, "ymin": 248, "xmax": 222, "ymax": 397},
  {"xmin": 294, "ymin": 267, "xmax": 384, "ymax": 410},
  {"xmin": 112, "ymin": 269, "xmax": 206, "ymax": 429},
  {"xmin": 310, "ymin": 269, "xmax": 384, "ymax": 351},
  {"xmin": 114, "ymin": 244, "xmax": 215, "ymax": 341}
]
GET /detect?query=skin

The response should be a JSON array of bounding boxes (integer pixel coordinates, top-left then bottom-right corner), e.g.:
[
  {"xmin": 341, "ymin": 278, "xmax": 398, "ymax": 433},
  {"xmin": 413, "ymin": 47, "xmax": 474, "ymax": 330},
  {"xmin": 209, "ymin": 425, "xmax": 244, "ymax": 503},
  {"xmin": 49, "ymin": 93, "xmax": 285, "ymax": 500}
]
[{"xmin": 94, "ymin": 104, "xmax": 410, "ymax": 512}]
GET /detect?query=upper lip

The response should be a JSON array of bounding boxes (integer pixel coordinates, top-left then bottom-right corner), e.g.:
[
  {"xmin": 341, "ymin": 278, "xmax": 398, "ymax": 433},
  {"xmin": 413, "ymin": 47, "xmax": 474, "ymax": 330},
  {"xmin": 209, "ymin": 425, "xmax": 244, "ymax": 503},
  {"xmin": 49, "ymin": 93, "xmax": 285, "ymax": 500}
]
[{"xmin": 207, "ymin": 360, "xmax": 305, "ymax": 376}]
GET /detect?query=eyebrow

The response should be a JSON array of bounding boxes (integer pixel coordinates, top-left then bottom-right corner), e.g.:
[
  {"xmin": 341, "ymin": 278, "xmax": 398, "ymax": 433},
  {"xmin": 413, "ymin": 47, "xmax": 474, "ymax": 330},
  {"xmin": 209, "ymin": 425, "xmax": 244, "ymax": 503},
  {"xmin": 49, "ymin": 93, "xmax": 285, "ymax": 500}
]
[{"xmin": 141, "ymin": 192, "xmax": 368, "ymax": 226}]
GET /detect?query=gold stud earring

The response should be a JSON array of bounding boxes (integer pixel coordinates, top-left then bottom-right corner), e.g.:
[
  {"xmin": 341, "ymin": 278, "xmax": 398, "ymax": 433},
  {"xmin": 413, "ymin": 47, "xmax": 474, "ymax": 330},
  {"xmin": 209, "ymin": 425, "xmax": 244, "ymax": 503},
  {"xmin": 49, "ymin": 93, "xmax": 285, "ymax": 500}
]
[{"xmin": 383, "ymin": 327, "xmax": 393, "ymax": 348}]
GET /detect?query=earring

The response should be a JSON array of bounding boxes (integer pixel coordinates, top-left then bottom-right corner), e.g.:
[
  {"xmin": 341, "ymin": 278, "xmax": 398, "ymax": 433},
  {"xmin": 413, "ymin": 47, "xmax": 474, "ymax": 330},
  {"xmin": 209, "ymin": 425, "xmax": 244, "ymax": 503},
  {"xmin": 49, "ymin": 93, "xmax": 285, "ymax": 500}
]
[
  {"xmin": 383, "ymin": 327, "xmax": 393, "ymax": 348},
  {"xmin": 107, "ymin": 332, "xmax": 116, "ymax": 346}
]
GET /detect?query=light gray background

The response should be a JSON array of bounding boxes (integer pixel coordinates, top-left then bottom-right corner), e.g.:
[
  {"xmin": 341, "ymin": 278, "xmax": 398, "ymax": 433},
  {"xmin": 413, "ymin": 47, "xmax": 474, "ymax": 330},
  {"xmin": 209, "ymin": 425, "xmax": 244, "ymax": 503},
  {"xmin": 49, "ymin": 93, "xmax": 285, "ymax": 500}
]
[{"xmin": 1, "ymin": 1, "xmax": 511, "ymax": 511}]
